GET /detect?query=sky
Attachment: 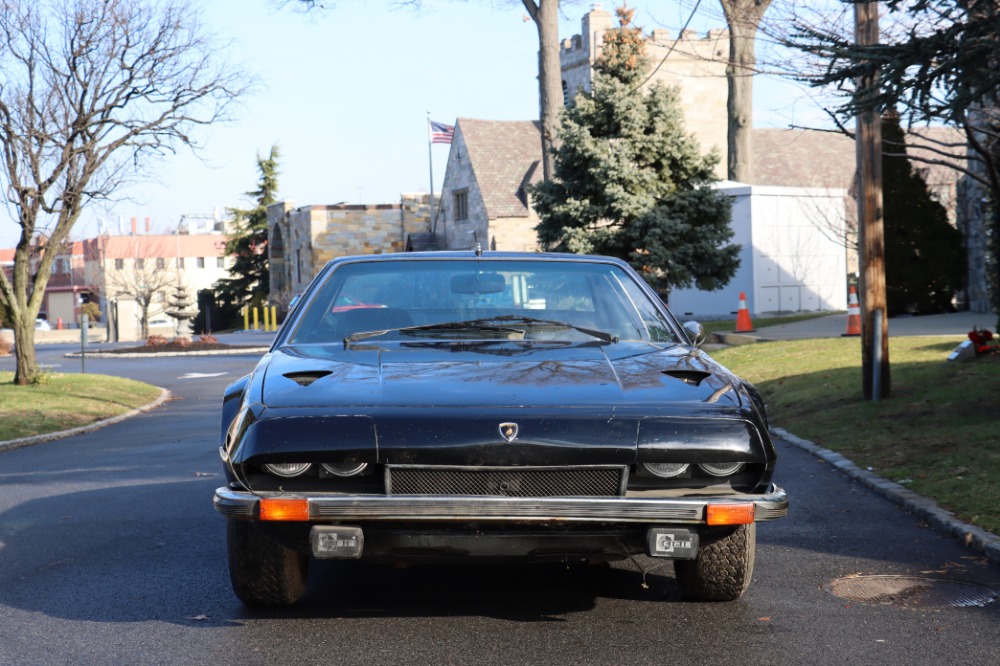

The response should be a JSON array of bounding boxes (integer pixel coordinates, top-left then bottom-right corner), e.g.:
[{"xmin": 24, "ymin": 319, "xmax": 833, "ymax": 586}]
[{"xmin": 0, "ymin": 0, "xmax": 834, "ymax": 247}]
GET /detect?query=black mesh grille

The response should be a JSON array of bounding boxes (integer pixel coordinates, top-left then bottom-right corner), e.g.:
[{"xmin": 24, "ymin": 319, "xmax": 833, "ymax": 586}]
[{"xmin": 387, "ymin": 466, "xmax": 626, "ymax": 498}]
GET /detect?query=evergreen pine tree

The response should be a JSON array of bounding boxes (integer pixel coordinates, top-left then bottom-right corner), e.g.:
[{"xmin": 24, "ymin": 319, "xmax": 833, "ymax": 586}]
[
  {"xmin": 531, "ymin": 7, "xmax": 739, "ymax": 297},
  {"xmin": 882, "ymin": 117, "xmax": 965, "ymax": 314},
  {"xmin": 213, "ymin": 146, "xmax": 280, "ymax": 328}
]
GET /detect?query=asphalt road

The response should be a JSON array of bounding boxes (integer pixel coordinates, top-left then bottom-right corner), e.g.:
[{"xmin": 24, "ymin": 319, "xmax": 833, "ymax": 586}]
[{"xmin": 1, "ymin": 344, "xmax": 999, "ymax": 666}]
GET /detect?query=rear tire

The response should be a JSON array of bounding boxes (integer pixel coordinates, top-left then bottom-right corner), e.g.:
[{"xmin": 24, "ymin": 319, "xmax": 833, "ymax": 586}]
[
  {"xmin": 675, "ymin": 524, "xmax": 756, "ymax": 601},
  {"xmin": 227, "ymin": 519, "xmax": 309, "ymax": 607}
]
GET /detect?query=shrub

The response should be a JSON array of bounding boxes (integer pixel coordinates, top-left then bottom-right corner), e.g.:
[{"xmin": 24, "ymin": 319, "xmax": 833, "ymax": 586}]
[
  {"xmin": 145, "ymin": 334, "xmax": 169, "ymax": 347},
  {"xmin": 174, "ymin": 336, "xmax": 192, "ymax": 348},
  {"xmin": 80, "ymin": 302, "xmax": 101, "ymax": 322},
  {"xmin": 199, "ymin": 334, "xmax": 219, "ymax": 344}
]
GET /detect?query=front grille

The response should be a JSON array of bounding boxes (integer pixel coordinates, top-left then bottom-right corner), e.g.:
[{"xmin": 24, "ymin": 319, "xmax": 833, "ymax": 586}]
[{"xmin": 386, "ymin": 465, "xmax": 627, "ymax": 498}]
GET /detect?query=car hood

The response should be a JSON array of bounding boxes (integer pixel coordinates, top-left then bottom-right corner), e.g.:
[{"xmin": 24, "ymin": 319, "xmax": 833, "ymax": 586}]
[
  {"xmin": 227, "ymin": 342, "xmax": 767, "ymax": 469},
  {"xmin": 262, "ymin": 341, "xmax": 743, "ymax": 411}
]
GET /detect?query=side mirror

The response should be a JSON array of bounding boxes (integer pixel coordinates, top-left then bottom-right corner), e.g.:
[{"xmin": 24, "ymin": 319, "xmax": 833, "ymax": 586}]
[{"xmin": 683, "ymin": 320, "xmax": 707, "ymax": 347}]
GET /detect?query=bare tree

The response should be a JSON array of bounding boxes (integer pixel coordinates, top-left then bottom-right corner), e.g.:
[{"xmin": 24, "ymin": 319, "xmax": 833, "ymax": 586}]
[
  {"xmin": 520, "ymin": 0, "xmax": 563, "ymax": 181},
  {"xmin": 0, "ymin": 0, "xmax": 248, "ymax": 384},
  {"xmin": 719, "ymin": 0, "xmax": 772, "ymax": 183}
]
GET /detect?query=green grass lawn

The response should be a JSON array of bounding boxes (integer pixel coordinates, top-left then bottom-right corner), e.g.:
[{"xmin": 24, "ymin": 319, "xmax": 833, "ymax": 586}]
[
  {"xmin": 0, "ymin": 372, "xmax": 163, "ymax": 441},
  {"xmin": 712, "ymin": 337, "xmax": 1000, "ymax": 535}
]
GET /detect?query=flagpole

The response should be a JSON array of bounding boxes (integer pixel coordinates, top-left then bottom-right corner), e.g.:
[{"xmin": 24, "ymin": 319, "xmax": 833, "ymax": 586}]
[{"xmin": 427, "ymin": 112, "xmax": 437, "ymax": 234}]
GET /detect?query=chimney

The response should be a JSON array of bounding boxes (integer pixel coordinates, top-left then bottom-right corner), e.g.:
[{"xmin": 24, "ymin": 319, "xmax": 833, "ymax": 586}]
[
  {"xmin": 130, "ymin": 217, "xmax": 137, "ymax": 235},
  {"xmin": 145, "ymin": 217, "xmax": 151, "ymax": 234}
]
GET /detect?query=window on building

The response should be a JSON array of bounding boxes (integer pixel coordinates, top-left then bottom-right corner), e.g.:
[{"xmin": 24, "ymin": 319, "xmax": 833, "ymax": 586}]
[
  {"xmin": 135, "ymin": 258, "xmax": 145, "ymax": 269},
  {"xmin": 156, "ymin": 257, "xmax": 166, "ymax": 269},
  {"xmin": 454, "ymin": 190, "xmax": 469, "ymax": 221},
  {"xmin": 114, "ymin": 258, "xmax": 124, "ymax": 270},
  {"xmin": 197, "ymin": 257, "xmax": 205, "ymax": 269},
  {"xmin": 217, "ymin": 256, "xmax": 225, "ymax": 268},
  {"xmin": 177, "ymin": 257, "xmax": 184, "ymax": 269}
]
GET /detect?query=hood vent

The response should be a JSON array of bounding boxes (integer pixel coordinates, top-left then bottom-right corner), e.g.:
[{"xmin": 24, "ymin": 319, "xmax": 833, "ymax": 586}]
[
  {"xmin": 284, "ymin": 370, "xmax": 332, "ymax": 387},
  {"xmin": 661, "ymin": 370, "xmax": 711, "ymax": 386}
]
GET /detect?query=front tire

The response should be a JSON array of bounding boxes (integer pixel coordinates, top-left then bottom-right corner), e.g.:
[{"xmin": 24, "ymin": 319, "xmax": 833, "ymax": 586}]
[
  {"xmin": 675, "ymin": 524, "xmax": 756, "ymax": 601},
  {"xmin": 227, "ymin": 519, "xmax": 309, "ymax": 607}
]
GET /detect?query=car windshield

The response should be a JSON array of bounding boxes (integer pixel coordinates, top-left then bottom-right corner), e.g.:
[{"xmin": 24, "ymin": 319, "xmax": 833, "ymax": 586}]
[{"xmin": 285, "ymin": 259, "xmax": 681, "ymax": 346}]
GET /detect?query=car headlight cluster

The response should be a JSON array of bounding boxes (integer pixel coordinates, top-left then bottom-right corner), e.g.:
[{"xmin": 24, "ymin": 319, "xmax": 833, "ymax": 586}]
[
  {"xmin": 641, "ymin": 462, "xmax": 744, "ymax": 479},
  {"xmin": 262, "ymin": 462, "xmax": 368, "ymax": 478}
]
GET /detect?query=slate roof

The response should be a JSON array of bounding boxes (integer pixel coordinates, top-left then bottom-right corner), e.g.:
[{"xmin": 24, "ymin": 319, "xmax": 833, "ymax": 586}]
[
  {"xmin": 752, "ymin": 128, "xmax": 856, "ymax": 189},
  {"xmin": 752, "ymin": 126, "xmax": 966, "ymax": 191},
  {"xmin": 454, "ymin": 121, "xmax": 966, "ymax": 215},
  {"xmin": 457, "ymin": 118, "xmax": 543, "ymax": 219}
]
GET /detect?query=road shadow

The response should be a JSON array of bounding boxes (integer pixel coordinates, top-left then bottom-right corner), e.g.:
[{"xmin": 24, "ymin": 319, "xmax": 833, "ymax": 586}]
[{"xmin": 0, "ymin": 479, "xmax": 693, "ymax": 627}]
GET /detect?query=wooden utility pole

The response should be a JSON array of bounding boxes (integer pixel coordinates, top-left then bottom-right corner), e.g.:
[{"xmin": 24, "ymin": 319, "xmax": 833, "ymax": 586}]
[{"xmin": 854, "ymin": 1, "xmax": 890, "ymax": 400}]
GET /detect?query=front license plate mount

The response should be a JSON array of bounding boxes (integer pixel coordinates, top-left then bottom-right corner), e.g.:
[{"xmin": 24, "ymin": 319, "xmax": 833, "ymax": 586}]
[
  {"xmin": 310, "ymin": 525, "xmax": 364, "ymax": 559},
  {"xmin": 646, "ymin": 528, "xmax": 699, "ymax": 559}
]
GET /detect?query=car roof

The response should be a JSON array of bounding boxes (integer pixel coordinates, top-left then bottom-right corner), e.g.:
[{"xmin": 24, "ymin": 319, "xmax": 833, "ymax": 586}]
[{"xmin": 321, "ymin": 251, "xmax": 631, "ymax": 270}]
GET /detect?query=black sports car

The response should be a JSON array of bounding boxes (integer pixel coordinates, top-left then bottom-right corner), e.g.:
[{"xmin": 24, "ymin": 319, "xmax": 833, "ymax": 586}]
[{"xmin": 214, "ymin": 251, "xmax": 787, "ymax": 606}]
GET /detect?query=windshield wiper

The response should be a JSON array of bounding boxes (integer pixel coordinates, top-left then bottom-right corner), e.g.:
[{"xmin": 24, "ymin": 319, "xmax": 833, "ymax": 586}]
[
  {"xmin": 486, "ymin": 315, "xmax": 619, "ymax": 343},
  {"xmin": 344, "ymin": 320, "xmax": 526, "ymax": 344},
  {"xmin": 345, "ymin": 315, "xmax": 618, "ymax": 345}
]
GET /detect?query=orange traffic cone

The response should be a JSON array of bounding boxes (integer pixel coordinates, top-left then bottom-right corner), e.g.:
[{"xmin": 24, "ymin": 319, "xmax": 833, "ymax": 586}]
[
  {"xmin": 843, "ymin": 285, "xmax": 861, "ymax": 337},
  {"xmin": 734, "ymin": 291, "xmax": 755, "ymax": 333}
]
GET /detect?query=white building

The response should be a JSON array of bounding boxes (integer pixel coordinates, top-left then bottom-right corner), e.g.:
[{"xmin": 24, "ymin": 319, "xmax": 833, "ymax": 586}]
[{"xmin": 667, "ymin": 183, "xmax": 849, "ymax": 318}]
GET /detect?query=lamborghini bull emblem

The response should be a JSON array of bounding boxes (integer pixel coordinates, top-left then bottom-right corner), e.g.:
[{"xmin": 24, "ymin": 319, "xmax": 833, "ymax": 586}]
[{"xmin": 499, "ymin": 422, "xmax": 519, "ymax": 443}]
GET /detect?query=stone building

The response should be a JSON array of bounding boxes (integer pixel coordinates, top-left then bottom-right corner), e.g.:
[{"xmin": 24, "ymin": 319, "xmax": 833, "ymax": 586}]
[
  {"xmin": 436, "ymin": 119, "xmax": 544, "ymax": 253},
  {"xmin": 561, "ymin": 4, "xmax": 729, "ymax": 178},
  {"xmin": 266, "ymin": 194, "xmax": 433, "ymax": 308}
]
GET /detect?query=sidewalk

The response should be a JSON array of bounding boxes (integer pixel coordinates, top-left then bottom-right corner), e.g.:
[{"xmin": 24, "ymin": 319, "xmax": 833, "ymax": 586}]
[{"xmin": 717, "ymin": 310, "xmax": 996, "ymax": 344}]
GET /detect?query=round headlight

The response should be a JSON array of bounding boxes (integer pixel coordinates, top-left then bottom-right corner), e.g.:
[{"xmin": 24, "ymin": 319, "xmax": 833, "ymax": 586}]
[
  {"xmin": 321, "ymin": 462, "xmax": 368, "ymax": 477},
  {"xmin": 263, "ymin": 462, "xmax": 312, "ymax": 477},
  {"xmin": 642, "ymin": 462, "xmax": 689, "ymax": 478},
  {"xmin": 698, "ymin": 462, "xmax": 744, "ymax": 477}
]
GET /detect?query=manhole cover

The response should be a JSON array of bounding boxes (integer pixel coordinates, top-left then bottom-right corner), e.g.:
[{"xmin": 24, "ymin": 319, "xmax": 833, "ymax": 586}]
[{"xmin": 825, "ymin": 575, "xmax": 998, "ymax": 608}]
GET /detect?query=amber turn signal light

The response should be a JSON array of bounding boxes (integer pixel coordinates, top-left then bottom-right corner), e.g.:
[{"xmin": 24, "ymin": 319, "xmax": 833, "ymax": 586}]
[
  {"xmin": 259, "ymin": 498, "xmax": 310, "ymax": 521},
  {"xmin": 706, "ymin": 503, "xmax": 755, "ymax": 525}
]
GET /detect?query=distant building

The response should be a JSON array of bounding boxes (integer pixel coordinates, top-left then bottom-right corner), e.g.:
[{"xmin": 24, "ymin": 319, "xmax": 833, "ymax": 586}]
[
  {"xmin": 266, "ymin": 194, "xmax": 434, "ymax": 309},
  {"xmin": 83, "ymin": 227, "xmax": 229, "ymax": 341}
]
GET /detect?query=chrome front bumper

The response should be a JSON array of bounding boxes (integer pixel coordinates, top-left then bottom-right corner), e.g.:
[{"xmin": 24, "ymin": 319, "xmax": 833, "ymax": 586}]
[{"xmin": 214, "ymin": 484, "xmax": 788, "ymax": 524}]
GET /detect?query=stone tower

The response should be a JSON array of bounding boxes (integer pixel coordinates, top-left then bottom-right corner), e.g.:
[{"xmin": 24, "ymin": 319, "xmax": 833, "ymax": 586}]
[{"xmin": 560, "ymin": 4, "xmax": 730, "ymax": 178}]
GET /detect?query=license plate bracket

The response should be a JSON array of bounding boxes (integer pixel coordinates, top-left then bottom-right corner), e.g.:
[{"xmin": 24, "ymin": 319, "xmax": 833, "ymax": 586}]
[{"xmin": 646, "ymin": 528, "xmax": 699, "ymax": 559}]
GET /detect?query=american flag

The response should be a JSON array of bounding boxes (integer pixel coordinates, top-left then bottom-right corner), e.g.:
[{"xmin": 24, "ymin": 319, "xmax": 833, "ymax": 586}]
[{"xmin": 429, "ymin": 120, "xmax": 454, "ymax": 144}]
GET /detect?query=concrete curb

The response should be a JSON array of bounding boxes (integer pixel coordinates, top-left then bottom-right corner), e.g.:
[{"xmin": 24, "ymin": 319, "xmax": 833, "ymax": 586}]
[
  {"xmin": 64, "ymin": 347, "xmax": 269, "ymax": 359},
  {"xmin": 0, "ymin": 387, "xmax": 171, "ymax": 454},
  {"xmin": 772, "ymin": 426, "xmax": 1000, "ymax": 565},
  {"xmin": 709, "ymin": 332, "xmax": 760, "ymax": 346}
]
